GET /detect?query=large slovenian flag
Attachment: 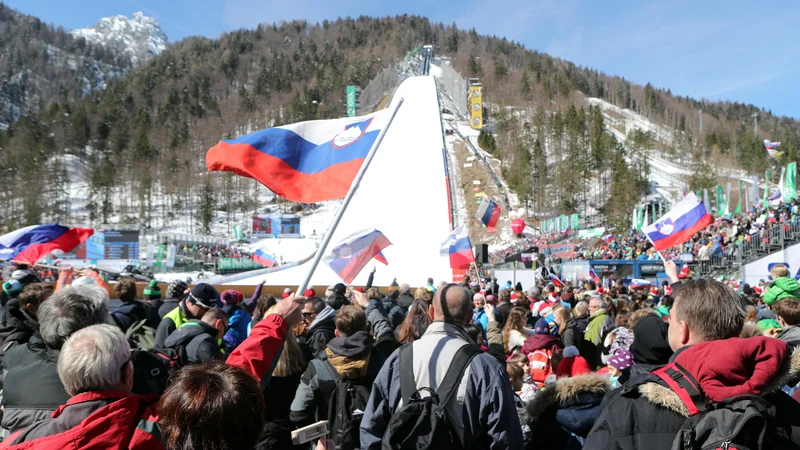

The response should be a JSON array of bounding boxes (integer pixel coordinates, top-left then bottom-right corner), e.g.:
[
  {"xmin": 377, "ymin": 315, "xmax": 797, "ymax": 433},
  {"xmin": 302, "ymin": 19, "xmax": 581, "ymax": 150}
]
[
  {"xmin": 323, "ymin": 229, "xmax": 391, "ymax": 284},
  {"xmin": 475, "ymin": 197, "xmax": 501, "ymax": 228},
  {"xmin": 439, "ymin": 225, "xmax": 475, "ymax": 270},
  {"xmin": 206, "ymin": 109, "xmax": 392, "ymax": 203},
  {"xmin": 0, "ymin": 225, "xmax": 94, "ymax": 264},
  {"xmin": 642, "ymin": 192, "xmax": 713, "ymax": 252}
]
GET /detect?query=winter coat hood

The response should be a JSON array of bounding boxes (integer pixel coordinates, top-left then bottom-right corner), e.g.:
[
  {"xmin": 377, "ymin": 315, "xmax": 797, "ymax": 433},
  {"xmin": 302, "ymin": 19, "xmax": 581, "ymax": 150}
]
[
  {"xmin": 164, "ymin": 319, "xmax": 218, "ymax": 347},
  {"xmin": 636, "ymin": 337, "xmax": 800, "ymax": 417},
  {"xmin": 778, "ymin": 325, "xmax": 800, "ymax": 348},
  {"xmin": 763, "ymin": 276, "xmax": 800, "ymax": 305},
  {"xmin": 397, "ymin": 292, "xmax": 415, "ymax": 308},
  {"xmin": 631, "ymin": 314, "xmax": 673, "ymax": 365},
  {"xmin": 526, "ymin": 373, "xmax": 611, "ymax": 436},
  {"xmin": 325, "ymin": 330, "xmax": 374, "ymax": 379},
  {"xmin": 521, "ymin": 333, "xmax": 562, "ymax": 355},
  {"xmin": 309, "ymin": 305, "xmax": 336, "ymax": 332}
]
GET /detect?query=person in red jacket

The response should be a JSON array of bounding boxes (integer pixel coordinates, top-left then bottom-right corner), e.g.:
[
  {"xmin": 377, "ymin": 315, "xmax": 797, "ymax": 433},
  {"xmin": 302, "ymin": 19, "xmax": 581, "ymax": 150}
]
[{"xmin": 0, "ymin": 294, "xmax": 310, "ymax": 450}]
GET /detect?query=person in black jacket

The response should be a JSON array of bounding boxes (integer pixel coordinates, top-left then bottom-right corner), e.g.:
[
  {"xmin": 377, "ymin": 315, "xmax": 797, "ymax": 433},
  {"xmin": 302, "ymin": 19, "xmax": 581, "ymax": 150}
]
[
  {"xmin": 110, "ymin": 278, "xmax": 148, "ymax": 332},
  {"xmin": 1, "ymin": 285, "xmax": 109, "ymax": 435},
  {"xmin": 584, "ymin": 275, "xmax": 800, "ymax": 450},
  {"xmin": 163, "ymin": 308, "xmax": 228, "ymax": 364},
  {"xmin": 302, "ymin": 297, "xmax": 336, "ymax": 359},
  {"xmin": 158, "ymin": 279, "xmax": 189, "ymax": 319},
  {"xmin": 527, "ymin": 371, "xmax": 611, "ymax": 450},
  {"xmin": 553, "ymin": 305, "xmax": 582, "ymax": 349},
  {"xmin": 0, "ymin": 283, "xmax": 53, "ymax": 387}
]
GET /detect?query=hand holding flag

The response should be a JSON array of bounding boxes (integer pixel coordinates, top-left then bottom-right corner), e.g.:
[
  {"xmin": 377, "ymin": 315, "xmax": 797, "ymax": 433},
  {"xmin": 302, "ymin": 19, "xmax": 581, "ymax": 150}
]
[{"xmin": 642, "ymin": 192, "xmax": 713, "ymax": 253}]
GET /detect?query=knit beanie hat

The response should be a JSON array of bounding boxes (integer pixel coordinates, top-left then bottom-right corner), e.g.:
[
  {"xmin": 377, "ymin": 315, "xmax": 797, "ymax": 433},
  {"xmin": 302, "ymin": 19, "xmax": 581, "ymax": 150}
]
[
  {"xmin": 143, "ymin": 280, "xmax": 162, "ymax": 300},
  {"xmin": 534, "ymin": 318, "xmax": 550, "ymax": 335},
  {"xmin": 282, "ymin": 288, "xmax": 292, "ymax": 299},
  {"xmin": 608, "ymin": 349, "xmax": 634, "ymax": 371},
  {"xmin": 556, "ymin": 346, "xmax": 592, "ymax": 378},
  {"xmin": 166, "ymin": 280, "xmax": 188, "ymax": 300},
  {"xmin": 2, "ymin": 280, "xmax": 22, "ymax": 297},
  {"xmin": 304, "ymin": 288, "xmax": 316, "ymax": 298},
  {"xmin": 221, "ymin": 289, "xmax": 243, "ymax": 306}
]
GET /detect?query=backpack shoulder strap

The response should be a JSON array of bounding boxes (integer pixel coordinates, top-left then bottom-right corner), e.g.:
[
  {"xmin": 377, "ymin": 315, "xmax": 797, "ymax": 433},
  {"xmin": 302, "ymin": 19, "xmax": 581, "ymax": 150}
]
[
  {"xmin": 399, "ymin": 343, "xmax": 416, "ymax": 406},
  {"xmin": 436, "ymin": 343, "xmax": 482, "ymax": 406},
  {"xmin": 324, "ymin": 358, "xmax": 343, "ymax": 383},
  {"xmin": 651, "ymin": 362, "xmax": 709, "ymax": 415}
]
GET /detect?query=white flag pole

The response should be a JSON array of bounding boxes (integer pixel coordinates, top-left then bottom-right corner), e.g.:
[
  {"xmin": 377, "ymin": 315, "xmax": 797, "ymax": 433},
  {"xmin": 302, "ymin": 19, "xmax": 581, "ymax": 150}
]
[{"xmin": 296, "ymin": 98, "xmax": 405, "ymax": 295}]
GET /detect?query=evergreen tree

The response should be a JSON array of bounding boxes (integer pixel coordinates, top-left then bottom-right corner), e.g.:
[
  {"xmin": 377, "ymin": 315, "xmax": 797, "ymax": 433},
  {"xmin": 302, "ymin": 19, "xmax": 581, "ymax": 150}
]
[
  {"xmin": 468, "ymin": 54, "xmax": 483, "ymax": 76},
  {"xmin": 199, "ymin": 176, "xmax": 215, "ymax": 234},
  {"xmin": 446, "ymin": 23, "xmax": 459, "ymax": 52},
  {"xmin": 604, "ymin": 144, "xmax": 640, "ymax": 233}
]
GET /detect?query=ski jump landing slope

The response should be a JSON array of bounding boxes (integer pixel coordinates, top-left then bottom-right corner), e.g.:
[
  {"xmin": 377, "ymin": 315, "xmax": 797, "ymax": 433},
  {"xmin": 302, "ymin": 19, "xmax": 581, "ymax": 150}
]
[{"xmin": 230, "ymin": 76, "xmax": 454, "ymax": 287}]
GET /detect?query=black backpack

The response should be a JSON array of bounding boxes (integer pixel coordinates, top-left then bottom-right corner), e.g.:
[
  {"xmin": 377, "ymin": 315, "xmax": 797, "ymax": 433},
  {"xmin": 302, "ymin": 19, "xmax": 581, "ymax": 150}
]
[
  {"xmin": 382, "ymin": 343, "xmax": 481, "ymax": 450},
  {"xmin": 313, "ymin": 359, "xmax": 372, "ymax": 450},
  {"xmin": 151, "ymin": 344, "xmax": 188, "ymax": 375},
  {"xmin": 652, "ymin": 363, "xmax": 788, "ymax": 450}
]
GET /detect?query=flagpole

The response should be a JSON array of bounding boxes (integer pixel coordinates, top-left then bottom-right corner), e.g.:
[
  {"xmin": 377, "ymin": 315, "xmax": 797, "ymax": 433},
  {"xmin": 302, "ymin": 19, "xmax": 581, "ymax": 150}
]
[{"xmin": 295, "ymin": 98, "xmax": 404, "ymax": 295}]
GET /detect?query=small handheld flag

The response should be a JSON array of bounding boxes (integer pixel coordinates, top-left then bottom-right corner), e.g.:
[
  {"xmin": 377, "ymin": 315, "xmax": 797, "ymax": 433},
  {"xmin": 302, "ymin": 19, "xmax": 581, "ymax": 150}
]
[
  {"xmin": 206, "ymin": 109, "xmax": 393, "ymax": 203},
  {"xmin": 440, "ymin": 225, "xmax": 475, "ymax": 270},
  {"xmin": 475, "ymin": 197, "xmax": 501, "ymax": 229},
  {"xmin": 641, "ymin": 193, "xmax": 713, "ymax": 252},
  {"xmin": 629, "ymin": 278, "xmax": 652, "ymax": 289},
  {"xmin": 323, "ymin": 229, "xmax": 391, "ymax": 284},
  {"xmin": 548, "ymin": 273, "xmax": 564, "ymax": 288},
  {"xmin": 0, "ymin": 225, "xmax": 94, "ymax": 264},
  {"xmin": 589, "ymin": 268, "xmax": 601, "ymax": 284}
]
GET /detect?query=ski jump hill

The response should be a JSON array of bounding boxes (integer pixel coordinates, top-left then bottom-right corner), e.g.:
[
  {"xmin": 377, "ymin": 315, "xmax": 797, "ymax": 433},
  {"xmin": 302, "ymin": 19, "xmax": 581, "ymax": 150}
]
[{"xmin": 225, "ymin": 76, "xmax": 455, "ymax": 288}]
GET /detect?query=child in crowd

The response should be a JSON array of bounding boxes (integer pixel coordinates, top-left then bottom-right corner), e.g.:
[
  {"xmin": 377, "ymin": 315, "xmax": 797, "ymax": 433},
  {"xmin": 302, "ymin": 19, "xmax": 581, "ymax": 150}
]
[
  {"xmin": 508, "ymin": 353, "xmax": 538, "ymax": 402},
  {"xmin": 507, "ymin": 363, "xmax": 534, "ymax": 446},
  {"xmin": 606, "ymin": 349, "xmax": 634, "ymax": 388},
  {"xmin": 764, "ymin": 264, "xmax": 800, "ymax": 306}
]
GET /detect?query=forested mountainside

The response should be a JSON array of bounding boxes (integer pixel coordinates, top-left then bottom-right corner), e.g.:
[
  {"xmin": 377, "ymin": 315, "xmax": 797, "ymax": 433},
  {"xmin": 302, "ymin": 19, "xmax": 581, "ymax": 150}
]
[
  {"xmin": 0, "ymin": 3, "xmax": 132, "ymax": 129},
  {"xmin": 0, "ymin": 12, "xmax": 795, "ymax": 233}
]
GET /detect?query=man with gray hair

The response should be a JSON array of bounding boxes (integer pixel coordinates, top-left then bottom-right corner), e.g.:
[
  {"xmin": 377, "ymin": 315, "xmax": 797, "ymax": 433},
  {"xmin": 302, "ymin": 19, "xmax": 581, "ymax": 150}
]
[
  {"xmin": 1, "ymin": 324, "xmax": 164, "ymax": 448},
  {"xmin": 1, "ymin": 285, "xmax": 109, "ymax": 434},
  {"xmin": 360, "ymin": 283, "xmax": 522, "ymax": 449},
  {"xmin": 396, "ymin": 283, "xmax": 414, "ymax": 310},
  {"xmin": 583, "ymin": 294, "xmax": 614, "ymax": 368}
]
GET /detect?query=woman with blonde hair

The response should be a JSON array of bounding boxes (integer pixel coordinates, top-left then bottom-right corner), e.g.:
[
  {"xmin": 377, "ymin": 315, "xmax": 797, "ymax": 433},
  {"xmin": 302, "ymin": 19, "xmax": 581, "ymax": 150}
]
[{"xmin": 552, "ymin": 305, "xmax": 582, "ymax": 348}]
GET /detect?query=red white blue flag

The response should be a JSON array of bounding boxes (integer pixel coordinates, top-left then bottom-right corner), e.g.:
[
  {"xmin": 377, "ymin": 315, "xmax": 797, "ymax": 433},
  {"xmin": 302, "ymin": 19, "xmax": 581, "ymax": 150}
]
[
  {"xmin": 589, "ymin": 268, "xmax": 601, "ymax": 284},
  {"xmin": 0, "ymin": 225, "xmax": 94, "ymax": 264},
  {"xmin": 206, "ymin": 109, "xmax": 392, "ymax": 203},
  {"xmin": 475, "ymin": 197, "xmax": 501, "ymax": 229},
  {"xmin": 251, "ymin": 246, "xmax": 278, "ymax": 268},
  {"xmin": 642, "ymin": 192, "xmax": 712, "ymax": 251},
  {"xmin": 440, "ymin": 225, "xmax": 474, "ymax": 270},
  {"xmin": 323, "ymin": 229, "xmax": 391, "ymax": 284},
  {"xmin": 548, "ymin": 273, "xmax": 564, "ymax": 287}
]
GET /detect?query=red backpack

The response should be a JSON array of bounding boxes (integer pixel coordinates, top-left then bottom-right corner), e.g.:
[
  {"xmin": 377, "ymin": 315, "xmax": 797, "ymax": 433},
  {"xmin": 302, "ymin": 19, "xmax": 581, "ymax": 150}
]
[
  {"xmin": 528, "ymin": 349, "xmax": 553, "ymax": 386},
  {"xmin": 0, "ymin": 391, "xmax": 163, "ymax": 450}
]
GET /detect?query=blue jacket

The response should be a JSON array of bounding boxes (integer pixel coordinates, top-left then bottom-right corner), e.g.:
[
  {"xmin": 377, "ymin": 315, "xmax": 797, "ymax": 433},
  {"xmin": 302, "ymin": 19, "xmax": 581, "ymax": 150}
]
[
  {"xmin": 359, "ymin": 322, "xmax": 523, "ymax": 450},
  {"xmin": 222, "ymin": 305, "xmax": 251, "ymax": 354}
]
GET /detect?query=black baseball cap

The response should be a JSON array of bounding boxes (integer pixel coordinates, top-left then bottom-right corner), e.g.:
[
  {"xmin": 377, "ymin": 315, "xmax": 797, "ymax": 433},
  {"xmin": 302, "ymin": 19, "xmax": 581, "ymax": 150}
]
[{"xmin": 187, "ymin": 283, "xmax": 218, "ymax": 309}]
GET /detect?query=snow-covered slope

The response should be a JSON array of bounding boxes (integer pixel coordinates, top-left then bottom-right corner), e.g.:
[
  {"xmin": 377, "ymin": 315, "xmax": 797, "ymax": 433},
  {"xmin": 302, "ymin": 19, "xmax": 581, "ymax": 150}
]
[{"xmin": 71, "ymin": 12, "xmax": 167, "ymax": 66}]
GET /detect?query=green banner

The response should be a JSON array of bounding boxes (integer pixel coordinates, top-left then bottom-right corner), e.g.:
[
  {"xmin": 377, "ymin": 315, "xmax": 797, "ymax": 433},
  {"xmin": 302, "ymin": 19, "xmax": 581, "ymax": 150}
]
[
  {"xmin": 571, "ymin": 213, "xmax": 579, "ymax": 230},
  {"xmin": 716, "ymin": 185, "xmax": 727, "ymax": 216},
  {"xmin": 735, "ymin": 179, "xmax": 742, "ymax": 214},
  {"xmin": 218, "ymin": 258, "xmax": 263, "ymax": 271},
  {"xmin": 636, "ymin": 207, "xmax": 644, "ymax": 231},
  {"xmin": 786, "ymin": 162, "xmax": 797, "ymax": 201},
  {"xmin": 346, "ymin": 85, "xmax": 356, "ymax": 117},
  {"xmin": 763, "ymin": 170, "xmax": 770, "ymax": 206}
]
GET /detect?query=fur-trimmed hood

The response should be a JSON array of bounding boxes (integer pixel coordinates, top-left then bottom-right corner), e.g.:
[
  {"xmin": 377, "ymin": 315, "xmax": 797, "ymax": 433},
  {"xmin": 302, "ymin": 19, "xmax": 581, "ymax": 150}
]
[
  {"xmin": 526, "ymin": 373, "xmax": 611, "ymax": 422},
  {"xmin": 639, "ymin": 338, "xmax": 800, "ymax": 417}
]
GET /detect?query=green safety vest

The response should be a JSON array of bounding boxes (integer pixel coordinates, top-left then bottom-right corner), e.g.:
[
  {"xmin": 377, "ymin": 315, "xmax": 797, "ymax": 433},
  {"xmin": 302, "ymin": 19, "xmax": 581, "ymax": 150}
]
[{"xmin": 163, "ymin": 306, "xmax": 187, "ymax": 329}]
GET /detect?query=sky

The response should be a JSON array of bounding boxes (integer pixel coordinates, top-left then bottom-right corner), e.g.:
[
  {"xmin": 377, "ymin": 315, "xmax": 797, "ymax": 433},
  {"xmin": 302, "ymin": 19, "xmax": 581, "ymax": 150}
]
[{"xmin": 7, "ymin": 0, "xmax": 800, "ymax": 119}]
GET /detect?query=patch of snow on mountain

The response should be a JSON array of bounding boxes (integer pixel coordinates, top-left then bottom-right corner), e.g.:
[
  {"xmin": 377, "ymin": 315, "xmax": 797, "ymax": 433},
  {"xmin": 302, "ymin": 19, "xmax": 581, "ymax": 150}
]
[{"xmin": 71, "ymin": 12, "xmax": 168, "ymax": 66}]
